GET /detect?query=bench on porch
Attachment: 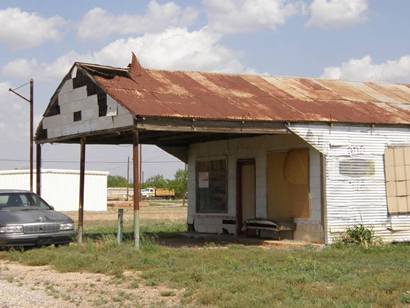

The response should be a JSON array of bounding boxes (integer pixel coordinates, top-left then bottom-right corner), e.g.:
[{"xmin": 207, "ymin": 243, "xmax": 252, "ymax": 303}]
[{"xmin": 243, "ymin": 218, "xmax": 296, "ymax": 240}]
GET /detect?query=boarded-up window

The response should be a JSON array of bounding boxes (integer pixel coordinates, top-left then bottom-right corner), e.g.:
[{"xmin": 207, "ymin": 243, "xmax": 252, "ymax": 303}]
[
  {"xmin": 196, "ymin": 159, "xmax": 227, "ymax": 213},
  {"xmin": 385, "ymin": 147, "xmax": 410, "ymax": 214},
  {"xmin": 266, "ymin": 149, "xmax": 310, "ymax": 220}
]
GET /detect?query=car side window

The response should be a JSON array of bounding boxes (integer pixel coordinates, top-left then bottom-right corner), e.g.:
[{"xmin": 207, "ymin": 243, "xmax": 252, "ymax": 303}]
[
  {"xmin": 29, "ymin": 194, "xmax": 51, "ymax": 209},
  {"xmin": 20, "ymin": 194, "xmax": 31, "ymax": 207},
  {"xmin": 0, "ymin": 195, "xmax": 9, "ymax": 207},
  {"xmin": 6, "ymin": 194, "xmax": 22, "ymax": 207}
]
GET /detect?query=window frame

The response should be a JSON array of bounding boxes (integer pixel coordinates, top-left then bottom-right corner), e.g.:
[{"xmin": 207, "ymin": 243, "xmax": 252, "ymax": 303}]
[{"xmin": 195, "ymin": 158, "xmax": 228, "ymax": 214}]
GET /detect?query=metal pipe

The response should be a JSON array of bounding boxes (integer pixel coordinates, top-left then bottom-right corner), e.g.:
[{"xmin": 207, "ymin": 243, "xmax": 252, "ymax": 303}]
[
  {"xmin": 321, "ymin": 153, "xmax": 328, "ymax": 244},
  {"xmin": 133, "ymin": 130, "xmax": 140, "ymax": 249},
  {"xmin": 29, "ymin": 79, "xmax": 33, "ymax": 192},
  {"xmin": 126, "ymin": 156, "xmax": 130, "ymax": 201},
  {"xmin": 36, "ymin": 143, "xmax": 41, "ymax": 196},
  {"xmin": 117, "ymin": 209, "xmax": 124, "ymax": 244},
  {"xmin": 78, "ymin": 137, "xmax": 86, "ymax": 244},
  {"xmin": 139, "ymin": 144, "xmax": 142, "ymax": 190}
]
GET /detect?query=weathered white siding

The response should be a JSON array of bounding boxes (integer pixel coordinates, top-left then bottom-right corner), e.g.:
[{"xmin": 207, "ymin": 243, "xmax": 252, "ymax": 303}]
[
  {"xmin": 43, "ymin": 78, "xmax": 133, "ymax": 139},
  {"xmin": 288, "ymin": 123, "xmax": 410, "ymax": 243},
  {"xmin": 0, "ymin": 169, "xmax": 108, "ymax": 211},
  {"xmin": 187, "ymin": 134, "xmax": 323, "ymax": 241}
]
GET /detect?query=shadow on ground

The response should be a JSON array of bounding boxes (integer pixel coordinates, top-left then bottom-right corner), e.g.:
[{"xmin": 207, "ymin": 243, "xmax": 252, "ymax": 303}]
[{"xmin": 83, "ymin": 230, "xmax": 311, "ymax": 248}]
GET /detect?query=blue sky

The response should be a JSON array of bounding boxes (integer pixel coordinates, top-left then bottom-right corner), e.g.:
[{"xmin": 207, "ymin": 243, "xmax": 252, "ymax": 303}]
[{"xmin": 0, "ymin": 0, "xmax": 409, "ymax": 180}]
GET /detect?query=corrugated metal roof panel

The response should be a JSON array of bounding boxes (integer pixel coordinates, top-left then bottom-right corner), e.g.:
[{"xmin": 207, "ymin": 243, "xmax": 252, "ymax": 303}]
[{"xmin": 79, "ymin": 56, "xmax": 410, "ymax": 125}]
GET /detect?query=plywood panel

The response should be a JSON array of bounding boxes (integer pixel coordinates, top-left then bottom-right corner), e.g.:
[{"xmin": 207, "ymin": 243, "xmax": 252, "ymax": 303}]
[
  {"xmin": 387, "ymin": 197, "xmax": 398, "ymax": 213},
  {"xmin": 394, "ymin": 147, "xmax": 405, "ymax": 166},
  {"xmin": 267, "ymin": 149, "xmax": 309, "ymax": 220},
  {"xmin": 385, "ymin": 147, "xmax": 410, "ymax": 214},
  {"xmin": 385, "ymin": 166, "xmax": 395, "ymax": 181},
  {"xmin": 397, "ymin": 197, "xmax": 408, "ymax": 213},
  {"xmin": 396, "ymin": 181, "xmax": 407, "ymax": 196},
  {"xmin": 384, "ymin": 148, "xmax": 395, "ymax": 167},
  {"xmin": 404, "ymin": 147, "xmax": 410, "ymax": 165},
  {"xmin": 386, "ymin": 181, "xmax": 396, "ymax": 197},
  {"xmin": 395, "ymin": 166, "xmax": 406, "ymax": 181}
]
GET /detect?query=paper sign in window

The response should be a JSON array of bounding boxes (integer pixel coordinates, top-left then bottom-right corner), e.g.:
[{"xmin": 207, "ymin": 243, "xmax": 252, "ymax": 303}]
[{"xmin": 198, "ymin": 172, "xmax": 209, "ymax": 188}]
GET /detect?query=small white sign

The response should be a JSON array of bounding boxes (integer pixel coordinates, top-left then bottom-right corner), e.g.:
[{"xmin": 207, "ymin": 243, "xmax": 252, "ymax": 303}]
[{"xmin": 198, "ymin": 172, "xmax": 209, "ymax": 188}]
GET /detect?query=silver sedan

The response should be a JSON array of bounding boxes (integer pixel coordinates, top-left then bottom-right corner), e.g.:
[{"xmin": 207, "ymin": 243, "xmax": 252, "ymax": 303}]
[{"xmin": 0, "ymin": 190, "xmax": 75, "ymax": 247}]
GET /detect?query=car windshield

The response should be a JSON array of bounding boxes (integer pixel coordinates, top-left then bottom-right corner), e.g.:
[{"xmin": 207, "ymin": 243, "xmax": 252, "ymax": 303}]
[{"xmin": 0, "ymin": 193, "xmax": 51, "ymax": 210}]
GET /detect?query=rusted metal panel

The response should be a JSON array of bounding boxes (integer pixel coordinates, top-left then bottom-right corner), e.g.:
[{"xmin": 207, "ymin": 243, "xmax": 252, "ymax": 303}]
[{"xmin": 76, "ymin": 57, "xmax": 410, "ymax": 126}]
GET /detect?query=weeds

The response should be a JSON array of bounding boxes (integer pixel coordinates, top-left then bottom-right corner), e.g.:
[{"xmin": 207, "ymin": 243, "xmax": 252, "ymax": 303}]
[{"xmin": 338, "ymin": 224, "xmax": 380, "ymax": 247}]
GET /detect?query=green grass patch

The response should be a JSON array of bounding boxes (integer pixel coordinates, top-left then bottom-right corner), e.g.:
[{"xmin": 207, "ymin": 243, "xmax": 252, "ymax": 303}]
[{"xmin": 0, "ymin": 221, "xmax": 409, "ymax": 307}]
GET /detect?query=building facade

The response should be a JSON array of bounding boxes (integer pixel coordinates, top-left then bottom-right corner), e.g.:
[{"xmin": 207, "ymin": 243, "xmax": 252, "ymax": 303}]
[
  {"xmin": 34, "ymin": 55, "xmax": 410, "ymax": 244},
  {"xmin": 0, "ymin": 169, "xmax": 108, "ymax": 211}
]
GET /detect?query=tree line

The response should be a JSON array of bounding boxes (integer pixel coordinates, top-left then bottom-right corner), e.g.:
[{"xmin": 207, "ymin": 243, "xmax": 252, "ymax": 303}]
[{"xmin": 108, "ymin": 168, "xmax": 187, "ymax": 198}]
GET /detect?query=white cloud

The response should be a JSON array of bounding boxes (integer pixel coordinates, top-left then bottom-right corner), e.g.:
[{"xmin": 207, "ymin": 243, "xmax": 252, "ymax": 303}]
[
  {"xmin": 3, "ymin": 27, "xmax": 247, "ymax": 82},
  {"xmin": 307, "ymin": 0, "xmax": 368, "ymax": 28},
  {"xmin": 78, "ymin": 0, "xmax": 198, "ymax": 40},
  {"xmin": 2, "ymin": 51, "xmax": 87, "ymax": 81},
  {"xmin": 203, "ymin": 0, "xmax": 301, "ymax": 34},
  {"xmin": 0, "ymin": 8, "xmax": 65, "ymax": 49},
  {"xmin": 91, "ymin": 28, "xmax": 246, "ymax": 72},
  {"xmin": 0, "ymin": 81, "xmax": 28, "ymax": 141},
  {"xmin": 321, "ymin": 55, "xmax": 410, "ymax": 83}
]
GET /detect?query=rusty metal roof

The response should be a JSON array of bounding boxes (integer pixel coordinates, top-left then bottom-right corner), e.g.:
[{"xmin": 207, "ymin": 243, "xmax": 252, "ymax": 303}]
[{"xmin": 78, "ymin": 54, "xmax": 410, "ymax": 125}]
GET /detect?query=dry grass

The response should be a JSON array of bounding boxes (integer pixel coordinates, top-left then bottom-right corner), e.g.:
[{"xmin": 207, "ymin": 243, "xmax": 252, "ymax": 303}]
[{"xmin": 1, "ymin": 205, "xmax": 409, "ymax": 307}]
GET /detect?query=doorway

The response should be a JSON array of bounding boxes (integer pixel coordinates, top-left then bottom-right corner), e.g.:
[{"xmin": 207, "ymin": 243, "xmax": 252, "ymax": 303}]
[{"xmin": 236, "ymin": 159, "xmax": 256, "ymax": 233}]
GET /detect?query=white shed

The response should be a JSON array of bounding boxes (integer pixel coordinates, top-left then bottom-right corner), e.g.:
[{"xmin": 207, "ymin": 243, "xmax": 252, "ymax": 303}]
[{"xmin": 0, "ymin": 169, "xmax": 108, "ymax": 211}]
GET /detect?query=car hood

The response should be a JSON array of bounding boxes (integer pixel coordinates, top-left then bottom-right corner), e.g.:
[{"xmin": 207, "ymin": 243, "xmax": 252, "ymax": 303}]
[{"xmin": 0, "ymin": 209, "xmax": 73, "ymax": 225}]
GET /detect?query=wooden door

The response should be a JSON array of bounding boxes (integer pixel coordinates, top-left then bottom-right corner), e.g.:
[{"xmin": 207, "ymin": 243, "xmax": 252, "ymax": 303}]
[{"xmin": 237, "ymin": 160, "xmax": 256, "ymax": 233}]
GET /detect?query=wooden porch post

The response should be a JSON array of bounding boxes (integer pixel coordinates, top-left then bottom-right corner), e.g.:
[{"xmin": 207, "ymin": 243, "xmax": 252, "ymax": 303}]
[
  {"xmin": 78, "ymin": 137, "xmax": 86, "ymax": 244},
  {"xmin": 36, "ymin": 143, "xmax": 41, "ymax": 196},
  {"xmin": 133, "ymin": 130, "xmax": 140, "ymax": 249}
]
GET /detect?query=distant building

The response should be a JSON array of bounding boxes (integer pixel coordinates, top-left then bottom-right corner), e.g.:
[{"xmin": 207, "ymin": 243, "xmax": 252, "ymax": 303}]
[{"xmin": 0, "ymin": 169, "xmax": 108, "ymax": 211}]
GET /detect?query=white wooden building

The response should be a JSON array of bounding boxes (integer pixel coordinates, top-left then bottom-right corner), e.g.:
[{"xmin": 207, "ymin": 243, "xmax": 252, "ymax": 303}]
[
  {"xmin": 0, "ymin": 169, "xmax": 108, "ymax": 211},
  {"xmin": 34, "ymin": 54, "xmax": 410, "ymax": 244}
]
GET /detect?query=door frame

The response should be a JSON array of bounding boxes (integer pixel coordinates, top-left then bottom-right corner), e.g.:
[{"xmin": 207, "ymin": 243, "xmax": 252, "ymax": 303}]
[{"xmin": 236, "ymin": 159, "xmax": 256, "ymax": 234}]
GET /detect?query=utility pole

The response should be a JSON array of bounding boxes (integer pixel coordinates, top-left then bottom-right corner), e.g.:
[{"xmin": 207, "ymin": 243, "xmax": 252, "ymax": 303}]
[
  {"xmin": 9, "ymin": 79, "xmax": 34, "ymax": 192},
  {"xmin": 126, "ymin": 156, "xmax": 130, "ymax": 201}
]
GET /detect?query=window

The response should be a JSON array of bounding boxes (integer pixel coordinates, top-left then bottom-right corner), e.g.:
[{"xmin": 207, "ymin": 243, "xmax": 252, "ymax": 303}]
[
  {"xmin": 196, "ymin": 159, "xmax": 227, "ymax": 213},
  {"xmin": 339, "ymin": 159, "xmax": 375, "ymax": 178},
  {"xmin": 384, "ymin": 147, "xmax": 410, "ymax": 214},
  {"xmin": 73, "ymin": 110, "xmax": 82, "ymax": 122}
]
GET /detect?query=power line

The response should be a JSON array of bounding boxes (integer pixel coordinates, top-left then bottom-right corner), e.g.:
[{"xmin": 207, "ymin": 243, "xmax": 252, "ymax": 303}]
[
  {"xmin": 10, "ymin": 81, "xmax": 30, "ymax": 91},
  {"xmin": 0, "ymin": 158, "xmax": 181, "ymax": 164}
]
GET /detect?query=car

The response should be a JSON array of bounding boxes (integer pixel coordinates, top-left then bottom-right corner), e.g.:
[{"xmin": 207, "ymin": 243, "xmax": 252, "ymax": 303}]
[{"xmin": 0, "ymin": 190, "xmax": 75, "ymax": 247}]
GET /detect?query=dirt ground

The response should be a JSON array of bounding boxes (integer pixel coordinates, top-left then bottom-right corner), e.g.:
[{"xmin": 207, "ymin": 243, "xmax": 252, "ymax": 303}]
[
  {"xmin": 0, "ymin": 203, "xmax": 188, "ymax": 308},
  {"xmin": 0, "ymin": 260, "xmax": 183, "ymax": 307},
  {"xmin": 64, "ymin": 202, "xmax": 187, "ymax": 223}
]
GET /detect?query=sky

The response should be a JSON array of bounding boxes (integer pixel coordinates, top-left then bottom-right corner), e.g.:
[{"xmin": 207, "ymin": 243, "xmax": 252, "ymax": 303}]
[{"xmin": 0, "ymin": 0, "xmax": 409, "ymax": 180}]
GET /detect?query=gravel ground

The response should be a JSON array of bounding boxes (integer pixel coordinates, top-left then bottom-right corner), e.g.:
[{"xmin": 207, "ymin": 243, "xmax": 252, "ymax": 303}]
[
  {"xmin": 0, "ymin": 279, "xmax": 73, "ymax": 308},
  {"xmin": 0, "ymin": 260, "xmax": 182, "ymax": 307}
]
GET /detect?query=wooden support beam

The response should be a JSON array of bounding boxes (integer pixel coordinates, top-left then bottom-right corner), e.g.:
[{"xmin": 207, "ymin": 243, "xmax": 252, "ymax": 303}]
[
  {"xmin": 78, "ymin": 137, "xmax": 86, "ymax": 244},
  {"xmin": 36, "ymin": 143, "xmax": 41, "ymax": 196},
  {"xmin": 133, "ymin": 130, "xmax": 140, "ymax": 249}
]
